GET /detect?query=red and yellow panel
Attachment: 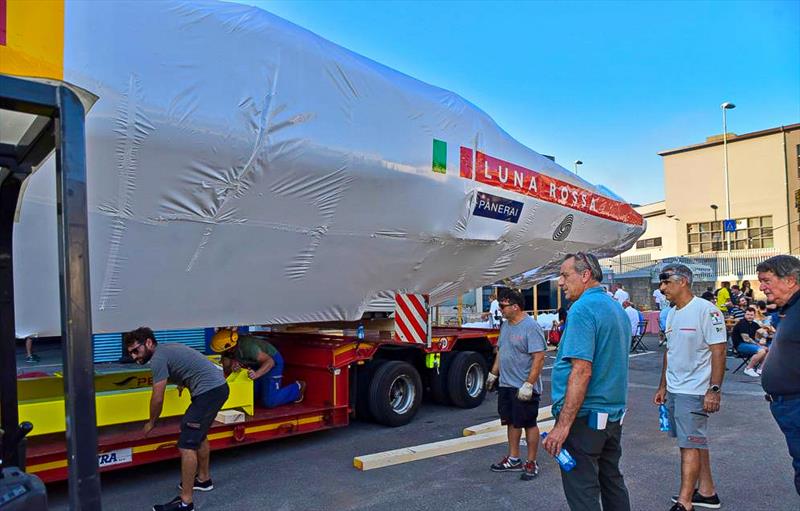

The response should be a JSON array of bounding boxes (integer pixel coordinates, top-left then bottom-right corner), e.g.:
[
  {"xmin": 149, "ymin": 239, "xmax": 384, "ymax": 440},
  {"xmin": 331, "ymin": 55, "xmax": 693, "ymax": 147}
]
[{"xmin": 0, "ymin": 0, "xmax": 64, "ymax": 80}]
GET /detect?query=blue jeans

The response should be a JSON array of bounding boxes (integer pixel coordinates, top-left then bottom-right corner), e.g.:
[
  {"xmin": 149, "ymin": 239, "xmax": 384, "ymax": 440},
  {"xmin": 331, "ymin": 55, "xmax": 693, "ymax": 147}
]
[
  {"xmin": 770, "ymin": 397, "xmax": 800, "ymax": 495},
  {"xmin": 736, "ymin": 343, "xmax": 763, "ymax": 357},
  {"xmin": 253, "ymin": 351, "xmax": 300, "ymax": 408}
]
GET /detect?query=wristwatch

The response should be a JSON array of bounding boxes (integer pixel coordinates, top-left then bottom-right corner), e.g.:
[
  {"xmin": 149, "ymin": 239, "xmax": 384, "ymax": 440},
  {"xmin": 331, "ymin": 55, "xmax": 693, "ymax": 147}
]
[{"xmin": 708, "ymin": 384, "xmax": 721, "ymax": 393}]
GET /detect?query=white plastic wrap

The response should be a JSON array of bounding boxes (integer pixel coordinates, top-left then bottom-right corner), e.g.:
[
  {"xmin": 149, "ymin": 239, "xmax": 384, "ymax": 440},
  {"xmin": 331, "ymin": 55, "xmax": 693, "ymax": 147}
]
[{"xmin": 13, "ymin": 1, "xmax": 643, "ymax": 337}]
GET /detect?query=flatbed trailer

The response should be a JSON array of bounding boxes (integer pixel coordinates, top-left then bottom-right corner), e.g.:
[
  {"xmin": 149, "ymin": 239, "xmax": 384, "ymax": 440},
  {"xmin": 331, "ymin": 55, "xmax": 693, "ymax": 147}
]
[{"xmin": 25, "ymin": 327, "xmax": 498, "ymax": 483}]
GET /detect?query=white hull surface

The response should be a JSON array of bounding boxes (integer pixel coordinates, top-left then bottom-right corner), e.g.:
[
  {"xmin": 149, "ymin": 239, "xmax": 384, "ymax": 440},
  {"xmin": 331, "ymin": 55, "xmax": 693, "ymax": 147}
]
[{"xmin": 13, "ymin": 1, "xmax": 644, "ymax": 337}]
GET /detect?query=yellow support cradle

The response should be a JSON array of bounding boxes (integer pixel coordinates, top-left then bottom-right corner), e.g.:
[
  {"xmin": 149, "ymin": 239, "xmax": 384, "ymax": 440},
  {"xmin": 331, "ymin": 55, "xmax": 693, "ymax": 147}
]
[{"xmin": 19, "ymin": 368, "xmax": 253, "ymax": 437}]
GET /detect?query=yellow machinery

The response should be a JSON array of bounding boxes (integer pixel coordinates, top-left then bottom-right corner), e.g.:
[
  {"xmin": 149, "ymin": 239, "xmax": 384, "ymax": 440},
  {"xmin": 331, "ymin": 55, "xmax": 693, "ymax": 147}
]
[{"xmin": 18, "ymin": 367, "xmax": 253, "ymax": 437}]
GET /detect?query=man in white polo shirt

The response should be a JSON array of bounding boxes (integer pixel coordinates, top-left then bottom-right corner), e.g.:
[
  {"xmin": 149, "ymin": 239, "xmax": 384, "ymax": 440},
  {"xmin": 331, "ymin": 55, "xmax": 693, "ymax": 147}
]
[
  {"xmin": 653, "ymin": 264, "xmax": 726, "ymax": 511},
  {"xmin": 613, "ymin": 283, "xmax": 630, "ymax": 305}
]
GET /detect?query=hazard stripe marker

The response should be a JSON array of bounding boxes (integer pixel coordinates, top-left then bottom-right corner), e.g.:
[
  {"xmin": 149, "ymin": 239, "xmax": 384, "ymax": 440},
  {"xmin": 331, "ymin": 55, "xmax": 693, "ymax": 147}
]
[{"xmin": 394, "ymin": 293, "xmax": 427, "ymax": 344}]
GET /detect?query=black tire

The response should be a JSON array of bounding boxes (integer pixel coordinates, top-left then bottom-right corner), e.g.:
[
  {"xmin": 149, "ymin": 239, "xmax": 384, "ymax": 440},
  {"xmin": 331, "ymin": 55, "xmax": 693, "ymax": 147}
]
[
  {"xmin": 428, "ymin": 355, "xmax": 451, "ymax": 405},
  {"xmin": 368, "ymin": 360, "xmax": 422, "ymax": 427},
  {"xmin": 354, "ymin": 362, "xmax": 378, "ymax": 421},
  {"xmin": 446, "ymin": 351, "xmax": 488, "ymax": 409}
]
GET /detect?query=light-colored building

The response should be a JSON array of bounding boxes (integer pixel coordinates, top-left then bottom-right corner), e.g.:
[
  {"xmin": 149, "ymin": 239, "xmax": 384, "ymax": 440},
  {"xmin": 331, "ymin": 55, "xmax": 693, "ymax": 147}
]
[
  {"xmin": 615, "ymin": 122, "xmax": 799, "ymax": 280},
  {"xmin": 621, "ymin": 123, "xmax": 799, "ymax": 255}
]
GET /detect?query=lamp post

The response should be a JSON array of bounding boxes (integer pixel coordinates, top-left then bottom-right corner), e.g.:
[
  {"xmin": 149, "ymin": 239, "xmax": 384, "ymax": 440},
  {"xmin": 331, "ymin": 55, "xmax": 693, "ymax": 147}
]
[
  {"xmin": 574, "ymin": 160, "xmax": 583, "ymax": 175},
  {"xmin": 721, "ymin": 101, "xmax": 735, "ymax": 274},
  {"xmin": 711, "ymin": 204, "xmax": 719, "ymax": 251}
]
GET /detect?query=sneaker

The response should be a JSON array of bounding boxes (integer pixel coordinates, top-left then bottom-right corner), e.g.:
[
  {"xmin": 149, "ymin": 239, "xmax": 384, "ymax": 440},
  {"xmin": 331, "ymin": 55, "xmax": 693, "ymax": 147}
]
[
  {"xmin": 178, "ymin": 477, "xmax": 214, "ymax": 492},
  {"xmin": 744, "ymin": 367, "xmax": 760, "ymax": 377},
  {"xmin": 153, "ymin": 496, "xmax": 194, "ymax": 511},
  {"xmin": 25, "ymin": 355, "xmax": 39, "ymax": 363},
  {"xmin": 671, "ymin": 490, "xmax": 721, "ymax": 509},
  {"xmin": 490, "ymin": 456, "xmax": 523, "ymax": 472},
  {"xmin": 520, "ymin": 460, "xmax": 539, "ymax": 480},
  {"xmin": 669, "ymin": 504, "xmax": 689, "ymax": 511},
  {"xmin": 294, "ymin": 380, "xmax": 306, "ymax": 404}
]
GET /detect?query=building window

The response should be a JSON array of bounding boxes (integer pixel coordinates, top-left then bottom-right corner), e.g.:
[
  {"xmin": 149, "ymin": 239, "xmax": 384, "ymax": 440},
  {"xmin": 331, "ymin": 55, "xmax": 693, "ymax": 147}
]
[
  {"xmin": 687, "ymin": 216, "xmax": 773, "ymax": 253},
  {"xmin": 636, "ymin": 237, "xmax": 662, "ymax": 249},
  {"xmin": 796, "ymin": 144, "xmax": 799, "ymax": 177}
]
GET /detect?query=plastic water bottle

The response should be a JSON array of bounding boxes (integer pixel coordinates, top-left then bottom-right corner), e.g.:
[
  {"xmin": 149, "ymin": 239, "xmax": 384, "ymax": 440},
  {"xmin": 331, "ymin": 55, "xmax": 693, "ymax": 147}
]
[
  {"xmin": 356, "ymin": 324, "xmax": 365, "ymax": 340},
  {"xmin": 541, "ymin": 432, "xmax": 576, "ymax": 472},
  {"xmin": 659, "ymin": 404, "xmax": 670, "ymax": 432}
]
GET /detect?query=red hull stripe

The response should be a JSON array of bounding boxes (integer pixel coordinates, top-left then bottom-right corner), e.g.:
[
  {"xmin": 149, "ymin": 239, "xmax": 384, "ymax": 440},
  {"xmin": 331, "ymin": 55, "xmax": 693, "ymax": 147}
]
[{"xmin": 461, "ymin": 148, "xmax": 643, "ymax": 226}]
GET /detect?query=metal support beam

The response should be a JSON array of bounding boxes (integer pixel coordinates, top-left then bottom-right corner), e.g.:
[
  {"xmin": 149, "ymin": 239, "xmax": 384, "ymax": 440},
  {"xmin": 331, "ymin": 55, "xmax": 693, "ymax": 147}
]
[
  {"xmin": 55, "ymin": 85, "xmax": 102, "ymax": 511},
  {"xmin": 0, "ymin": 173, "xmax": 22, "ymax": 467}
]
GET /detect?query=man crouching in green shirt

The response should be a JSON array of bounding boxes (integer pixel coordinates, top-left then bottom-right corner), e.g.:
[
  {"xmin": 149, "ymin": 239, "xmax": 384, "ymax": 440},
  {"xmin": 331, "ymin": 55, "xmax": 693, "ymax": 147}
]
[
  {"xmin": 542, "ymin": 252, "xmax": 631, "ymax": 511},
  {"xmin": 211, "ymin": 329, "xmax": 305, "ymax": 408}
]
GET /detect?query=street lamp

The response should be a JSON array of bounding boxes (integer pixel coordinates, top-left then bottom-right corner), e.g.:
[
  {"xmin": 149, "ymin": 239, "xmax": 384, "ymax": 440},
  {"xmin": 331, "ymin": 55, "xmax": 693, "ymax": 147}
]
[
  {"xmin": 721, "ymin": 101, "xmax": 736, "ymax": 273},
  {"xmin": 574, "ymin": 160, "xmax": 583, "ymax": 175},
  {"xmin": 710, "ymin": 204, "xmax": 718, "ymax": 222}
]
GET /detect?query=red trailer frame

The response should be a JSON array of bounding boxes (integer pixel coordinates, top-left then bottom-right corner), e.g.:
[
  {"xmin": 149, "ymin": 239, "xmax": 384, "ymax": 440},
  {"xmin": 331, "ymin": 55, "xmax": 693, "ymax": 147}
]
[{"xmin": 26, "ymin": 327, "xmax": 498, "ymax": 483}]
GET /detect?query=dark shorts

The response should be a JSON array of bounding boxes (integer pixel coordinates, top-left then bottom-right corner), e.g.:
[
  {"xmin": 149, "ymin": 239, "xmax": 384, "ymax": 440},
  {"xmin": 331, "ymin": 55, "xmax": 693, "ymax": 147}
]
[
  {"xmin": 178, "ymin": 383, "xmax": 230, "ymax": 450},
  {"xmin": 498, "ymin": 386, "xmax": 540, "ymax": 429}
]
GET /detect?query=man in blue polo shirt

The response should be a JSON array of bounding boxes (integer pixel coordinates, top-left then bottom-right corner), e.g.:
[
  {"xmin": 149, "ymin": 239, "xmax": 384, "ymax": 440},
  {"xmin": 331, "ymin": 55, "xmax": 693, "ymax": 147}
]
[{"xmin": 543, "ymin": 252, "xmax": 631, "ymax": 511}]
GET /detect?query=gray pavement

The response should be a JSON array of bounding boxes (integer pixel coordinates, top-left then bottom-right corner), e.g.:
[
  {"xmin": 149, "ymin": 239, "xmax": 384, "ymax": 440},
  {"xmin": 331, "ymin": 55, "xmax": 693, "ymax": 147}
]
[{"xmin": 47, "ymin": 336, "xmax": 797, "ymax": 510}]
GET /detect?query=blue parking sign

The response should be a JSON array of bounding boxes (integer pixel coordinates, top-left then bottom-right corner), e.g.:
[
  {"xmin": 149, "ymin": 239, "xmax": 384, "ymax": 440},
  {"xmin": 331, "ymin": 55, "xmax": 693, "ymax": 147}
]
[{"xmin": 723, "ymin": 219, "xmax": 737, "ymax": 232}]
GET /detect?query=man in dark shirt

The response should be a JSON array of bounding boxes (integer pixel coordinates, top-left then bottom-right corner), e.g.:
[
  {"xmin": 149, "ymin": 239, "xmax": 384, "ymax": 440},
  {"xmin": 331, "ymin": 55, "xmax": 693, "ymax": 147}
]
[
  {"xmin": 731, "ymin": 308, "xmax": 768, "ymax": 377},
  {"xmin": 726, "ymin": 296, "xmax": 748, "ymax": 321},
  {"xmin": 757, "ymin": 255, "xmax": 800, "ymax": 495}
]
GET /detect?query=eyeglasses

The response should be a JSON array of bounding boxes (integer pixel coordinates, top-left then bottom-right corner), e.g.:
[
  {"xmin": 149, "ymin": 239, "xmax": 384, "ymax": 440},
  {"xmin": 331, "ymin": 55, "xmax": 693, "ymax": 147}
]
[
  {"xmin": 658, "ymin": 272, "xmax": 681, "ymax": 284},
  {"xmin": 127, "ymin": 343, "xmax": 144, "ymax": 356},
  {"xmin": 499, "ymin": 302, "xmax": 515, "ymax": 309}
]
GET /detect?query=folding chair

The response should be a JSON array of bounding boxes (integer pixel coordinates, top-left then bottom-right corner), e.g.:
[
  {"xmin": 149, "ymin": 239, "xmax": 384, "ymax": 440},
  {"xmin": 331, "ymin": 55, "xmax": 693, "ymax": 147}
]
[
  {"xmin": 630, "ymin": 320, "xmax": 649, "ymax": 352},
  {"xmin": 731, "ymin": 347, "xmax": 753, "ymax": 374}
]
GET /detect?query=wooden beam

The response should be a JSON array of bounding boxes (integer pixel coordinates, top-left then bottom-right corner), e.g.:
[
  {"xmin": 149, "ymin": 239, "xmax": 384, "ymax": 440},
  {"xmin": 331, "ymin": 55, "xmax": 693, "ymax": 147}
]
[
  {"xmin": 462, "ymin": 404, "xmax": 553, "ymax": 436},
  {"xmin": 354, "ymin": 419, "xmax": 555, "ymax": 471}
]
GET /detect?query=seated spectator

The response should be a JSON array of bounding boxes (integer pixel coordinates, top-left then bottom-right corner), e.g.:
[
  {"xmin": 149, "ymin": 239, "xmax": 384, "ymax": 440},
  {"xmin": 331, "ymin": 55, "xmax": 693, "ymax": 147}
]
[
  {"xmin": 701, "ymin": 287, "xmax": 715, "ymax": 302},
  {"xmin": 730, "ymin": 284, "xmax": 743, "ymax": 307},
  {"xmin": 623, "ymin": 300, "xmax": 640, "ymax": 343},
  {"xmin": 727, "ymin": 296, "xmax": 748, "ymax": 321},
  {"xmin": 731, "ymin": 307, "xmax": 769, "ymax": 377},
  {"xmin": 548, "ymin": 320, "xmax": 561, "ymax": 346}
]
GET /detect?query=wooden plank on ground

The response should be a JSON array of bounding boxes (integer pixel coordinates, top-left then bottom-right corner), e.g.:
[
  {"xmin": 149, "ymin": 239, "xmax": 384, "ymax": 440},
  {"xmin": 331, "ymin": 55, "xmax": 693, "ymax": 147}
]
[
  {"xmin": 354, "ymin": 419, "xmax": 554, "ymax": 471},
  {"xmin": 462, "ymin": 404, "xmax": 553, "ymax": 436}
]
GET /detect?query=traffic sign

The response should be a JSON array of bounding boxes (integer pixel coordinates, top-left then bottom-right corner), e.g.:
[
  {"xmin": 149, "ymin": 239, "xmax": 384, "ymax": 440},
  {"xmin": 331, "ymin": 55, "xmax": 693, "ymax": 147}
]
[{"xmin": 723, "ymin": 219, "xmax": 737, "ymax": 233}]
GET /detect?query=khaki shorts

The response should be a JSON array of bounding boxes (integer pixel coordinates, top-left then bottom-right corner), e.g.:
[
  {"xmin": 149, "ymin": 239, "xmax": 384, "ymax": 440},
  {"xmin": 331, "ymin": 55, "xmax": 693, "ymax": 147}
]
[{"xmin": 667, "ymin": 392, "xmax": 709, "ymax": 449}]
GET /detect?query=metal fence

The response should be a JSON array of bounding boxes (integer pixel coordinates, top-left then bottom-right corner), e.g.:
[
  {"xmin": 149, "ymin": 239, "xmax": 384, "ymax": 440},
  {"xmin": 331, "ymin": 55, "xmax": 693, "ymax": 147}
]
[{"xmin": 601, "ymin": 248, "xmax": 781, "ymax": 281}]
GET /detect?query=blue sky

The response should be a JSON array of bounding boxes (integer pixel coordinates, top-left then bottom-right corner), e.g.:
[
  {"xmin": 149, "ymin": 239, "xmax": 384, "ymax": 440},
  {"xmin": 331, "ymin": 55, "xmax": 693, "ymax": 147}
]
[{"xmin": 237, "ymin": 0, "xmax": 799, "ymax": 205}]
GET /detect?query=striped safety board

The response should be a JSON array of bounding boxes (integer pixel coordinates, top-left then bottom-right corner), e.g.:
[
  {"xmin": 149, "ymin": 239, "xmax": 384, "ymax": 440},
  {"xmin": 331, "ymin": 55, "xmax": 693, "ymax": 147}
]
[{"xmin": 394, "ymin": 294, "xmax": 428, "ymax": 344}]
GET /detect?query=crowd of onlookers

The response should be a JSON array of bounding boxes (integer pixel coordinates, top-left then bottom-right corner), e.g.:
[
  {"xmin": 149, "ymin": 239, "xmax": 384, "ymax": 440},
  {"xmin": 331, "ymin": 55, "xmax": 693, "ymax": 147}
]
[{"xmin": 598, "ymin": 279, "xmax": 779, "ymax": 378}]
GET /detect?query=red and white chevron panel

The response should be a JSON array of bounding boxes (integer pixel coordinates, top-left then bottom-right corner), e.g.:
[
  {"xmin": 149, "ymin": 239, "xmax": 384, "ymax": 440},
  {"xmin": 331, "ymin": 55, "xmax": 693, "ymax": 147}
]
[{"xmin": 394, "ymin": 293, "xmax": 428, "ymax": 344}]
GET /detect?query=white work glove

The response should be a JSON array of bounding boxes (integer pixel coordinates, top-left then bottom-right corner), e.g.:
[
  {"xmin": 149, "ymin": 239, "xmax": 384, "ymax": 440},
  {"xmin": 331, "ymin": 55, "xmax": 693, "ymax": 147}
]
[
  {"xmin": 486, "ymin": 372, "xmax": 498, "ymax": 391},
  {"xmin": 517, "ymin": 381, "xmax": 534, "ymax": 401}
]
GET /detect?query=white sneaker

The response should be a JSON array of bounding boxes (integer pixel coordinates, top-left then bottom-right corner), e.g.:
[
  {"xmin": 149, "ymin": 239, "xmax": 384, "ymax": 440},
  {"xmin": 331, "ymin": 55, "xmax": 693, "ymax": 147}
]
[{"xmin": 744, "ymin": 367, "xmax": 759, "ymax": 377}]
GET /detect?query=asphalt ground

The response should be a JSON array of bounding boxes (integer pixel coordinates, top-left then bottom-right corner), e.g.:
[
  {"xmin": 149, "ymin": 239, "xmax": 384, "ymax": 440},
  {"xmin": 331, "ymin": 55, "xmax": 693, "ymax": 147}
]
[{"xmin": 47, "ymin": 336, "xmax": 797, "ymax": 511}]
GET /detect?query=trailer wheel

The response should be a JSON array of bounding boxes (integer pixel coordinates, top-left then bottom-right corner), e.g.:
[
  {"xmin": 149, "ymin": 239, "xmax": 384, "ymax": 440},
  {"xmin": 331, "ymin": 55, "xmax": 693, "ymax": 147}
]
[
  {"xmin": 447, "ymin": 351, "xmax": 488, "ymax": 408},
  {"xmin": 428, "ymin": 356, "xmax": 451, "ymax": 405},
  {"xmin": 368, "ymin": 361, "xmax": 422, "ymax": 427}
]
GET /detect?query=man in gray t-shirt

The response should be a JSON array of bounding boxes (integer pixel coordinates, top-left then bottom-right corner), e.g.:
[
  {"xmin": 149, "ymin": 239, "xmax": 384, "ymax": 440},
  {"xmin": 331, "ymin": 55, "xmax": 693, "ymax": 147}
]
[
  {"xmin": 124, "ymin": 327, "xmax": 229, "ymax": 511},
  {"xmin": 486, "ymin": 288, "xmax": 547, "ymax": 481},
  {"xmin": 150, "ymin": 343, "xmax": 226, "ymax": 397}
]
